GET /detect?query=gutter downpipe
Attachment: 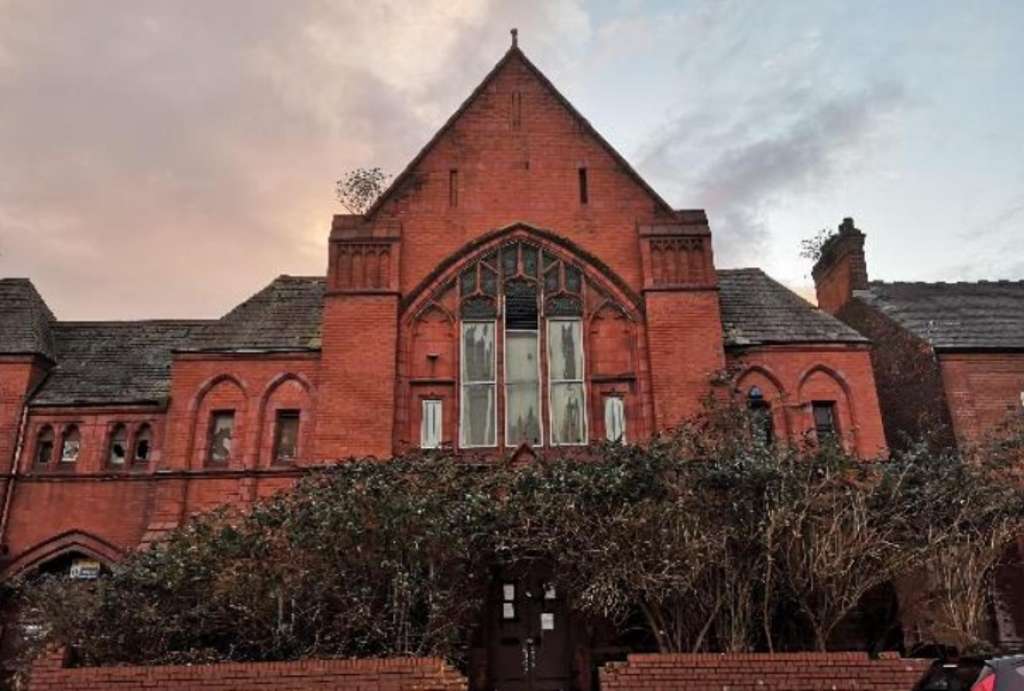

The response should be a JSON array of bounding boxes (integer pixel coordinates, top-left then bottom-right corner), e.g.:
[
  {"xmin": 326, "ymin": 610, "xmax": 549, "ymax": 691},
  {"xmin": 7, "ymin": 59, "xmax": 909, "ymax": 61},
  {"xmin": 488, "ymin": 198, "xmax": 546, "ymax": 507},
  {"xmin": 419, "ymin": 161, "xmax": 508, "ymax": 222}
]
[{"xmin": 0, "ymin": 364, "xmax": 50, "ymax": 562}]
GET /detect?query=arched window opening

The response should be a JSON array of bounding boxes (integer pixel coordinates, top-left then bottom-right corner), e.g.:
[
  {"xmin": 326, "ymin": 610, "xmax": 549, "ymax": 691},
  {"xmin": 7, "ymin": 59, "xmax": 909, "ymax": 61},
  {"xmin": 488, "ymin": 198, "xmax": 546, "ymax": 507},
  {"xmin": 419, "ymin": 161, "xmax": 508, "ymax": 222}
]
[
  {"xmin": 108, "ymin": 424, "xmax": 127, "ymax": 466},
  {"xmin": 35, "ymin": 426, "xmax": 54, "ymax": 466},
  {"xmin": 272, "ymin": 410, "xmax": 300, "ymax": 463},
  {"xmin": 747, "ymin": 386, "xmax": 774, "ymax": 447},
  {"xmin": 812, "ymin": 401, "xmax": 838, "ymax": 443},
  {"xmin": 133, "ymin": 424, "xmax": 152, "ymax": 463},
  {"xmin": 208, "ymin": 411, "xmax": 235, "ymax": 464},
  {"xmin": 60, "ymin": 426, "xmax": 81, "ymax": 464},
  {"xmin": 458, "ymin": 241, "xmax": 589, "ymax": 448}
]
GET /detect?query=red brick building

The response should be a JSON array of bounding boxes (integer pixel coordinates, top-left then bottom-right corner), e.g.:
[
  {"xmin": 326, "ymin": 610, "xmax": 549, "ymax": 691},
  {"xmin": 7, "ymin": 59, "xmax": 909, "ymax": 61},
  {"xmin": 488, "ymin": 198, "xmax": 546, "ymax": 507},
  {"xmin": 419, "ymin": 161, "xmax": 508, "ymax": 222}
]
[
  {"xmin": 812, "ymin": 217, "xmax": 1024, "ymax": 451},
  {"xmin": 812, "ymin": 216, "xmax": 1024, "ymax": 648},
  {"xmin": 0, "ymin": 43, "xmax": 889, "ymax": 684}
]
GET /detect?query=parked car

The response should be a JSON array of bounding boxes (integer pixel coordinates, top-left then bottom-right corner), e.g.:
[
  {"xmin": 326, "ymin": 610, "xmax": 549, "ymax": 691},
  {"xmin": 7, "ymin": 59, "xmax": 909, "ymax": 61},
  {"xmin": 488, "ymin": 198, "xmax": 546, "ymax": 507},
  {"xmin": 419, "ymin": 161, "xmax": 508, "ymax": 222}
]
[{"xmin": 913, "ymin": 655, "xmax": 1024, "ymax": 690}]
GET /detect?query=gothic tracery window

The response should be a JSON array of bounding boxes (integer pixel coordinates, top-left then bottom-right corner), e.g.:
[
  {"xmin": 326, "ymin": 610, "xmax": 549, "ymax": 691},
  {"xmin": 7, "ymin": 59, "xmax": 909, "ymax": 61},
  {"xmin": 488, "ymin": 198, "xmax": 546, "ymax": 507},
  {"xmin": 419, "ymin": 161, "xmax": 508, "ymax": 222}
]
[{"xmin": 457, "ymin": 241, "xmax": 591, "ymax": 448}]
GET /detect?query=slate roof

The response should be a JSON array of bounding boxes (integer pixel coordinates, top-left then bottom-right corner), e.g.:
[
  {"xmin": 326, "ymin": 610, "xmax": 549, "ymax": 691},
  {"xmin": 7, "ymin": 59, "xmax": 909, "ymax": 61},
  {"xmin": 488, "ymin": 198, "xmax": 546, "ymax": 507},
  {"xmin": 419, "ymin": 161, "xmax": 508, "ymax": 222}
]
[
  {"xmin": 0, "ymin": 278, "xmax": 56, "ymax": 360},
  {"xmin": 31, "ymin": 321, "xmax": 208, "ymax": 406},
  {"xmin": 717, "ymin": 269, "xmax": 867, "ymax": 347},
  {"xmin": 11, "ymin": 270, "xmax": 860, "ymax": 406},
  {"xmin": 854, "ymin": 280, "xmax": 1024, "ymax": 350},
  {"xmin": 182, "ymin": 275, "xmax": 324, "ymax": 353}
]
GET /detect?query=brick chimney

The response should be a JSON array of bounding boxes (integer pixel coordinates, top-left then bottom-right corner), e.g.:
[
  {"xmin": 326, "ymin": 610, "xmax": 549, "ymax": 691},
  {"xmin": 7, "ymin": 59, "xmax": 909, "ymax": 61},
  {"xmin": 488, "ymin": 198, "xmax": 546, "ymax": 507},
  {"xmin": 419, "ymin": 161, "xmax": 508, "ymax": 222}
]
[{"xmin": 811, "ymin": 217, "xmax": 868, "ymax": 314}]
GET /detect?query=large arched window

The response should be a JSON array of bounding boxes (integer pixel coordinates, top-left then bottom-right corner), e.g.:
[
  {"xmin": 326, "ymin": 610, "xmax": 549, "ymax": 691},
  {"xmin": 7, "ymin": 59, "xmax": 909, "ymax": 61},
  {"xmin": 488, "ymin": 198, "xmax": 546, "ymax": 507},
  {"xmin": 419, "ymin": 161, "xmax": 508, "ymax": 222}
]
[{"xmin": 458, "ymin": 241, "xmax": 588, "ymax": 448}]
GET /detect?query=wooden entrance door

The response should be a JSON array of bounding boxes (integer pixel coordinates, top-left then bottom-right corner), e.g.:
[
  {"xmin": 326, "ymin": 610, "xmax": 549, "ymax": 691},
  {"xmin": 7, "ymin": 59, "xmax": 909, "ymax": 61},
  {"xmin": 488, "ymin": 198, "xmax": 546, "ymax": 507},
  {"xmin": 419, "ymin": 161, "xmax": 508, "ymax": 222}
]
[{"xmin": 488, "ymin": 567, "xmax": 572, "ymax": 691}]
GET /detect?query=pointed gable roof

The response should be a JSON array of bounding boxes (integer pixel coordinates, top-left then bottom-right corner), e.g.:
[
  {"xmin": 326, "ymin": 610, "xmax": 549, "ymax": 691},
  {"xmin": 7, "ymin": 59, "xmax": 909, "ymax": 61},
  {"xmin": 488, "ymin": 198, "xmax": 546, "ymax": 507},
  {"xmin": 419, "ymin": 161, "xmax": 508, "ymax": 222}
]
[{"xmin": 366, "ymin": 45, "xmax": 674, "ymax": 218}]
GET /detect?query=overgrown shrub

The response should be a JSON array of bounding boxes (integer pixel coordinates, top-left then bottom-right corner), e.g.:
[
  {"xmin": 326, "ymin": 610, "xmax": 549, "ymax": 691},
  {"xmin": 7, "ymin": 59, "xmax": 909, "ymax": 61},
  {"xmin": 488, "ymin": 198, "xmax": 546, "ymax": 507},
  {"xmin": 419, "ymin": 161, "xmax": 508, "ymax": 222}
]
[{"xmin": 13, "ymin": 408, "xmax": 1024, "ymax": 667}]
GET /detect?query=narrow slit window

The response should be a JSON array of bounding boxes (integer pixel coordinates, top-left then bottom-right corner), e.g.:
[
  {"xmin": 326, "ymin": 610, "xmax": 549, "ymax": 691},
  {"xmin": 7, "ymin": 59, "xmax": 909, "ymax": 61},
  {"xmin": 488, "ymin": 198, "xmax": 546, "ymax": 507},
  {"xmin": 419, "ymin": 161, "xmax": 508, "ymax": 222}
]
[
  {"xmin": 108, "ymin": 424, "xmax": 127, "ymax": 465},
  {"xmin": 460, "ymin": 322, "xmax": 496, "ymax": 447},
  {"xmin": 273, "ymin": 410, "xmax": 299, "ymax": 463},
  {"xmin": 748, "ymin": 387, "xmax": 774, "ymax": 447},
  {"xmin": 35, "ymin": 426, "xmax": 54, "ymax": 466},
  {"xmin": 449, "ymin": 169, "xmax": 458, "ymax": 208},
  {"xmin": 578, "ymin": 167, "xmax": 588, "ymax": 205},
  {"xmin": 548, "ymin": 319, "xmax": 587, "ymax": 445},
  {"xmin": 812, "ymin": 402, "xmax": 837, "ymax": 443},
  {"xmin": 421, "ymin": 400, "xmax": 442, "ymax": 449},
  {"xmin": 133, "ymin": 423, "xmax": 152, "ymax": 462},
  {"xmin": 208, "ymin": 411, "xmax": 235, "ymax": 464},
  {"xmin": 604, "ymin": 396, "xmax": 626, "ymax": 443},
  {"xmin": 511, "ymin": 91, "xmax": 522, "ymax": 129},
  {"xmin": 60, "ymin": 426, "xmax": 81, "ymax": 463}
]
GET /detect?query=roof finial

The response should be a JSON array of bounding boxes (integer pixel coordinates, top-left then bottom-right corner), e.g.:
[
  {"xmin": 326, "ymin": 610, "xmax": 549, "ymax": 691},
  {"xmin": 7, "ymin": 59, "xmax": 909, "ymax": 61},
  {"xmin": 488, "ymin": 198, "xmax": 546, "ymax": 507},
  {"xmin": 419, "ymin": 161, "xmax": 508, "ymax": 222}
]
[{"xmin": 511, "ymin": 27, "xmax": 518, "ymax": 48}]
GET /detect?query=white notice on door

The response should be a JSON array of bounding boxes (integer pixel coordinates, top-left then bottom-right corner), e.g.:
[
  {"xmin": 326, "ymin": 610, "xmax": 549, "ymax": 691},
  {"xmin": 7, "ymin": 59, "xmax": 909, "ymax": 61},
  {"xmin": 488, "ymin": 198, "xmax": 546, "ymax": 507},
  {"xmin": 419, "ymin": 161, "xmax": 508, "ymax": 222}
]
[{"xmin": 541, "ymin": 612, "xmax": 554, "ymax": 631}]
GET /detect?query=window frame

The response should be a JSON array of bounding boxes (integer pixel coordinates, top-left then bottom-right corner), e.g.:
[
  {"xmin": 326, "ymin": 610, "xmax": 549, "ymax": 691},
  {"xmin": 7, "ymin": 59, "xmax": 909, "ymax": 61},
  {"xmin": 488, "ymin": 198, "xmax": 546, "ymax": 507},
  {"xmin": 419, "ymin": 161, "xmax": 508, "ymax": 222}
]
[
  {"xmin": 811, "ymin": 401, "xmax": 838, "ymax": 443},
  {"xmin": 132, "ymin": 423, "xmax": 153, "ymax": 464},
  {"xmin": 34, "ymin": 425, "xmax": 55, "ymax": 466},
  {"xmin": 272, "ymin": 409, "xmax": 301, "ymax": 464},
  {"xmin": 546, "ymin": 317, "xmax": 588, "ymax": 446},
  {"xmin": 59, "ymin": 425, "xmax": 81, "ymax": 464},
  {"xmin": 420, "ymin": 399, "xmax": 443, "ymax": 450},
  {"xmin": 459, "ymin": 320, "xmax": 498, "ymax": 449},
  {"xmin": 603, "ymin": 395, "xmax": 626, "ymax": 443},
  {"xmin": 503, "ymin": 322, "xmax": 544, "ymax": 449},
  {"xmin": 207, "ymin": 410, "xmax": 236, "ymax": 464},
  {"xmin": 107, "ymin": 423, "xmax": 128, "ymax": 467},
  {"xmin": 747, "ymin": 386, "xmax": 774, "ymax": 447}
]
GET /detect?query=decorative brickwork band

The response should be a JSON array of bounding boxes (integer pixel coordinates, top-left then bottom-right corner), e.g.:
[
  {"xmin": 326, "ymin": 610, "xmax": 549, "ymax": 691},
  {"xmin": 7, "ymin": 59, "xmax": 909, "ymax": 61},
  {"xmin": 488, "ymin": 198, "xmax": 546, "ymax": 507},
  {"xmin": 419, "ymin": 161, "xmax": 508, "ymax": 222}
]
[
  {"xmin": 639, "ymin": 224, "xmax": 716, "ymax": 290},
  {"xmin": 329, "ymin": 240, "xmax": 399, "ymax": 293},
  {"xmin": 648, "ymin": 237, "xmax": 710, "ymax": 286}
]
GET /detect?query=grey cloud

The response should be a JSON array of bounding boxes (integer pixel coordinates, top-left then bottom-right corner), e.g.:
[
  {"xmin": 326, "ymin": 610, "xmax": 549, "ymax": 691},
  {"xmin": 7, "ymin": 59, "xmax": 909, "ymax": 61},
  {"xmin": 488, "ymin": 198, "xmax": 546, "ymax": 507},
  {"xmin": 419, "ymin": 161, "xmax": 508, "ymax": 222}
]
[{"xmin": 639, "ymin": 80, "xmax": 907, "ymax": 267}]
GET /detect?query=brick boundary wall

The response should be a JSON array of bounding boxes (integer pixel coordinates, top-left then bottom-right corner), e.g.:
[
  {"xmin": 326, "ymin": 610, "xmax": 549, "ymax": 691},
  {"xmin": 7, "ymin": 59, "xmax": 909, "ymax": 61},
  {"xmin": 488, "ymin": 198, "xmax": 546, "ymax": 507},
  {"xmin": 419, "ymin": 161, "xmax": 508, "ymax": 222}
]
[
  {"xmin": 600, "ymin": 651, "xmax": 933, "ymax": 691},
  {"xmin": 28, "ymin": 648, "xmax": 468, "ymax": 690}
]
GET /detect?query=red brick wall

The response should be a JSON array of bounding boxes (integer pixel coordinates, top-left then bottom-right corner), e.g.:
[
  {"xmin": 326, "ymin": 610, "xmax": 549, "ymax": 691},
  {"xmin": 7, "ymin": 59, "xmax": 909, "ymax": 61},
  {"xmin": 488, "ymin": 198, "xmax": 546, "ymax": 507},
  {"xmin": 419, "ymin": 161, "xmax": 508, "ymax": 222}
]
[
  {"xmin": 835, "ymin": 300, "xmax": 956, "ymax": 450},
  {"xmin": 600, "ymin": 652, "xmax": 930, "ymax": 691},
  {"xmin": 164, "ymin": 354, "xmax": 320, "ymax": 471},
  {"xmin": 645, "ymin": 291, "xmax": 726, "ymax": 428},
  {"xmin": 728, "ymin": 345, "xmax": 888, "ymax": 458},
  {"xmin": 370, "ymin": 51, "xmax": 671, "ymax": 299},
  {"xmin": 0, "ymin": 357, "xmax": 48, "ymax": 472},
  {"xmin": 316, "ymin": 295, "xmax": 398, "ymax": 459},
  {"xmin": 812, "ymin": 222, "xmax": 868, "ymax": 315},
  {"xmin": 938, "ymin": 352, "xmax": 1024, "ymax": 446},
  {"xmin": 28, "ymin": 648, "xmax": 467, "ymax": 691}
]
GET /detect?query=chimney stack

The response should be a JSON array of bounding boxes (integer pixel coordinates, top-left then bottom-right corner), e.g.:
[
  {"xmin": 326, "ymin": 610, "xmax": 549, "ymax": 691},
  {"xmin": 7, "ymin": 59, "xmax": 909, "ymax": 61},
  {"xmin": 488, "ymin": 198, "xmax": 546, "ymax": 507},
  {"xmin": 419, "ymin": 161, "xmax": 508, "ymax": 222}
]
[{"xmin": 811, "ymin": 217, "xmax": 868, "ymax": 314}]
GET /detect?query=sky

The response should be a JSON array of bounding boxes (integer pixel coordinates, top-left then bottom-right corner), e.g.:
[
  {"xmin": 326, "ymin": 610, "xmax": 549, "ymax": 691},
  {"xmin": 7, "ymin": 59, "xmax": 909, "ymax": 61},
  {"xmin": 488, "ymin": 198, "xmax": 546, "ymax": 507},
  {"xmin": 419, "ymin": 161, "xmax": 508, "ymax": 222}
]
[{"xmin": 1, "ymin": 0, "xmax": 1022, "ymax": 320}]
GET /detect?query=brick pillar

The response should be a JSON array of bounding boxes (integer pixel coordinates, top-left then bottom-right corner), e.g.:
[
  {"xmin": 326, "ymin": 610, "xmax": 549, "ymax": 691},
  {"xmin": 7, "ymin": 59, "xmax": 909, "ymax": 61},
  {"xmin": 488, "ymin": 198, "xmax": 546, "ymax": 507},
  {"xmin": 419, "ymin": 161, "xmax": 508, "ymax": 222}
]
[
  {"xmin": 314, "ymin": 216, "xmax": 401, "ymax": 459},
  {"xmin": 639, "ymin": 217, "xmax": 726, "ymax": 430},
  {"xmin": 812, "ymin": 217, "xmax": 869, "ymax": 314}
]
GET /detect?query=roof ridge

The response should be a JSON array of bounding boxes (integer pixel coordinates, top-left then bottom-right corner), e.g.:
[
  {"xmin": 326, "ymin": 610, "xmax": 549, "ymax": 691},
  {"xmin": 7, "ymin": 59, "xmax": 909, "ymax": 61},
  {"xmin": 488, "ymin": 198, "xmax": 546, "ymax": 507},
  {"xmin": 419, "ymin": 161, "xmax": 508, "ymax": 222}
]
[
  {"xmin": 55, "ymin": 319, "xmax": 213, "ymax": 326},
  {"xmin": 871, "ymin": 279, "xmax": 1024, "ymax": 287}
]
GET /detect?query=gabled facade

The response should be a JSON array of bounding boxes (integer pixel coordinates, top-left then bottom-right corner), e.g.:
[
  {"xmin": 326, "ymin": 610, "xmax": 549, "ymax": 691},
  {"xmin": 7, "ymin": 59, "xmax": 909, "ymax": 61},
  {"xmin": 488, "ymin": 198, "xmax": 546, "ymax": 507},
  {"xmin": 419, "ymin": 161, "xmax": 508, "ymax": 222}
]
[
  {"xmin": 812, "ymin": 216, "xmax": 1024, "ymax": 649},
  {"xmin": 0, "ymin": 42, "xmax": 889, "ymax": 683},
  {"xmin": 812, "ymin": 217, "xmax": 1024, "ymax": 450}
]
